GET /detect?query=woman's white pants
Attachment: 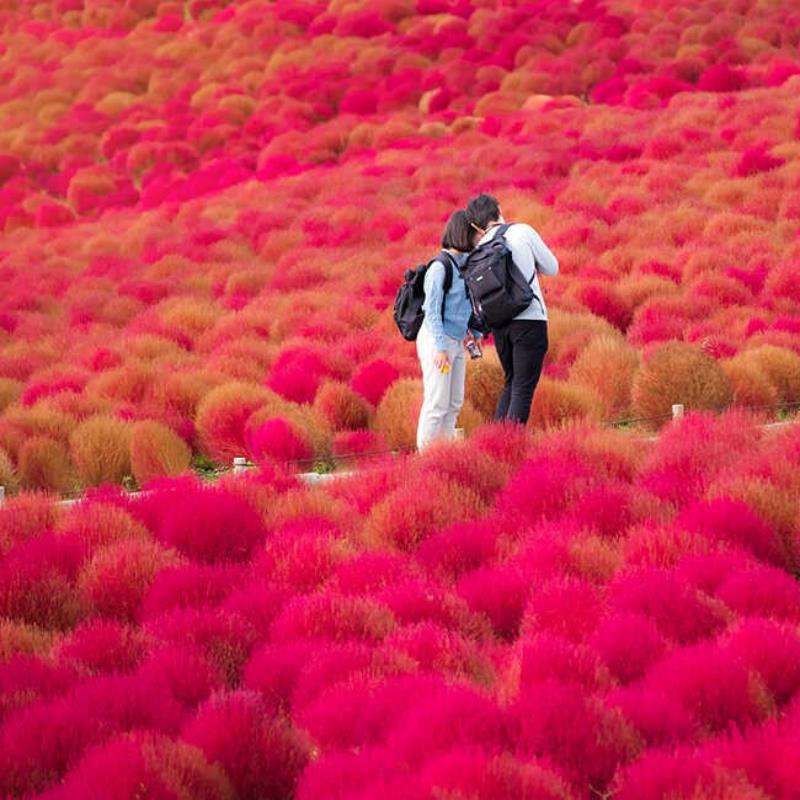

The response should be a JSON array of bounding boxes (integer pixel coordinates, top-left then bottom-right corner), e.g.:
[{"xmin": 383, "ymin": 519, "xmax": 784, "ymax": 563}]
[{"xmin": 416, "ymin": 322, "xmax": 466, "ymax": 451}]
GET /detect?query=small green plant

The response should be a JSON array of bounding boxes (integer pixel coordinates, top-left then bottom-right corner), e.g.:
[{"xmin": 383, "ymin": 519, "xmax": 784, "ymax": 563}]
[
  {"xmin": 312, "ymin": 458, "xmax": 336, "ymax": 475},
  {"xmin": 191, "ymin": 453, "xmax": 219, "ymax": 481}
]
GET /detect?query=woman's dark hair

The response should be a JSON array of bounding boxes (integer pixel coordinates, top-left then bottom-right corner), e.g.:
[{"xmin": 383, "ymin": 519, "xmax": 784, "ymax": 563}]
[
  {"xmin": 465, "ymin": 193, "xmax": 501, "ymax": 230},
  {"xmin": 441, "ymin": 210, "xmax": 474, "ymax": 252}
]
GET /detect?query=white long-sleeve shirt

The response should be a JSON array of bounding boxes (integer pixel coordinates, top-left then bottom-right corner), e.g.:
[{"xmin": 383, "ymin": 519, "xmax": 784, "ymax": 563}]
[{"xmin": 477, "ymin": 222, "xmax": 559, "ymax": 322}]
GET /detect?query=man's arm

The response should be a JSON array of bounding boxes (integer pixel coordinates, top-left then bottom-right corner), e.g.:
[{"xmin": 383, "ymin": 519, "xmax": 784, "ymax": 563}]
[
  {"xmin": 512, "ymin": 223, "xmax": 558, "ymax": 276},
  {"xmin": 527, "ymin": 226, "xmax": 559, "ymax": 276}
]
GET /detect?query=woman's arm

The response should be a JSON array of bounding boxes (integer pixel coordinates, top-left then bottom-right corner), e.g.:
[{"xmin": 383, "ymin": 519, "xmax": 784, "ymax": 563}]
[{"xmin": 422, "ymin": 261, "xmax": 449, "ymax": 352}]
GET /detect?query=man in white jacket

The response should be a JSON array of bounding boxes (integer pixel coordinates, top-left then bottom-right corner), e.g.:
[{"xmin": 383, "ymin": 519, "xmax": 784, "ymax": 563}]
[{"xmin": 466, "ymin": 193, "xmax": 559, "ymax": 425}]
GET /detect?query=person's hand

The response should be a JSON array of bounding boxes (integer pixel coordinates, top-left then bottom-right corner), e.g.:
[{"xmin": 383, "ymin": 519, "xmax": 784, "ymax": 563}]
[{"xmin": 434, "ymin": 351, "xmax": 450, "ymax": 372}]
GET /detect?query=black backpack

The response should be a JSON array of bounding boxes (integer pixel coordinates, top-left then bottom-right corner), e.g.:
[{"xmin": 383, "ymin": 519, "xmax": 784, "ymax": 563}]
[
  {"xmin": 461, "ymin": 224, "xmax": 536, "ymax": 329},
  {"xmin": 393, "ymin": 252, "xmax": 455, "ymax": 341}
]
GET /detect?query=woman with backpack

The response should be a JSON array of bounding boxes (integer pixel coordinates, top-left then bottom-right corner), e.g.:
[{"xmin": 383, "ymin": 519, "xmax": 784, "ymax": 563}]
[{"xmin": 416, "ymin": 210, "xmax": 481, "ymax": 451}]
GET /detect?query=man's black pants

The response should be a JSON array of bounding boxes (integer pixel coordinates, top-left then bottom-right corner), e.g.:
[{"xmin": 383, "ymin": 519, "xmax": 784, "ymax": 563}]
[{"xmin": 493, "ymin": 320, "xmax": 548, "ymax": 425}]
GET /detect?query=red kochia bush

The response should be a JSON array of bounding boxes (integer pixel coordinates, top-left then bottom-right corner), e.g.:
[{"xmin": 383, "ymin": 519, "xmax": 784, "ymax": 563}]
[
  {"xmin": 295, "ymin": 746, "xmax": 401, "ymax": 800},
  {"xmin": 377, "ymin": 579, "xmax": 489, "ymax": 640},
  {"xmin": 269, "ymin": 592, "xmax": 395, "ymax": 644},
  {"xmin": 417, "ymin": 519, "xmax": 502, "ymax": 579},
  {"xmin": 289, "ymin": 641, "xmax": 376, "ymax": 712},
  {"xmin": 0, "ymin": 656, "xmax": 78, "ymax": 722},
  {"xmin": 78, "ymin": 538, "xmax": 180, "ymax": 621},
  {"xmin": 155, "ymin": 485, "xmax": 266, "ymax": 563},
  {"xmin": 722, "ymin": 617, "xmax": 800, "ymax": 706},
  {"xmin": 330, "ymin": 550, "xmax": 421, "ymax": 595},
  {"xmin": 496, "ymin": 454, "xmax": 593, "ymax": 525},
  {"xmin": 0, "ymin": 671, "xmax": 184, "ymax": 797},
  {"xmin": 384, "ymin": 683, "xmax": 509, "ymax": 766},
  {"xmin": 589, "ymin": 612, "xmax": 666, "ymax": 684},
  {"xmin": 266, "ymin": 348, "xmax": 334, "ymax": 404},
  {"xmin": 182, "ymin": 691, "xmax": 309, "ymax": 800},
  {"xmin": 457, "ymin": 565, "xmax": 533, "ymax": 639},
  {"xmin": 44, "ymin": 732, "xmax": 234, "ymax": 800},
  {"xmin": 248, "ymin": 417, "xmax": 313, "ymax": 465},
  {"xmin": 512, "ymin": 679, "xmax": 640, "ymax": 789},
  {"xmin": 517, "ymin": 632, "xmax": 610, "ymax": 692},
  {"xmin": 243, "ymin": 640, "xmax": 322, "ymax": 713},
  {"xmin": 365, "ymin": 476, "xmax": 487, "ymax": 550},
  {"xmin": 349, "ymin": 358, "xmax": 399, "ymax": 406},
  {"xmin": 141, "ymin": 563, "xmax": 246, "ymax": 619},
  {"xmin": 716, "ymin": 564, "xmax": 800, "ymax": 621},
  {"xmin": 609, "ymin": 567, "xmax": 730, "ymax": 644},
  {"xmin": 522, "ymin": 576, "xmax": 604, "ymax": 642},
  {"xmin": 735, "ymin": 144, "xmax": 785, "ymax": 177},
  {"xmin": 675, "ymin": 497, "xmax": 789, "ymax": 568},
  {"xmin": 296, "ymin": 673, "xmax": 449, "ymax": 751},
  {"xmin": 0, "ymin": 532, "xmax": 87, "ymax": 630},
  {"xmin": 54, "ymin": 619, "xmax": 150, "ymax": 675},
  {"xmin": 413, "ymin": 747, "xmax": 575, "ymax": 800},
  {"xmin": 642, "ymin": 641, "xmax": 772, "ymax": 733},
  {"xmin": 146, "ymin": 607, "xmax": 258, "ymax": 687}
]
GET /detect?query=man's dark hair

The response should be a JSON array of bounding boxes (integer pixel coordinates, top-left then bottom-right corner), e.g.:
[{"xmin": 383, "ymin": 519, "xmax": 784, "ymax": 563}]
[
  {"xmin": 465, "ymin": 193, "xmax": 501, "ymax": 230},
  {"xmin": 441, "ymin": 210, "xmax": 474, "ymax": 252}
]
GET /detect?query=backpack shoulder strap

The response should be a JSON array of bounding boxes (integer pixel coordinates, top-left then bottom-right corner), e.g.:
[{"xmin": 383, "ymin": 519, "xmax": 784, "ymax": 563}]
[
  {"xmin": 430, "ymin": 252, "xmax": 455, "ymax": 320},
  {"xmin": 437, "ymin": 251, "xmax": 455, "ymax": 293},
  {"xmin": 494, "ymin": 223, "xmax": 513, "ymax": 240}
]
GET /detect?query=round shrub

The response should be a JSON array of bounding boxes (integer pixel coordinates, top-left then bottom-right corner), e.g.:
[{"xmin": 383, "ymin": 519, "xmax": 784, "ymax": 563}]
[
  {"xmin": 512, "ymin": 680, "xmax": 640, "ymax": 788},
  {"xmin": 738, "ymin": 345, "xmax": 800, "ymax": 404},
  {"xmin": 0, "ymin": 447, "xmax": 18, "ymax": 494},
  {"xmin": 269, "ymin": 591, "xmax": 395, "ymax": 644},
  {"xmin": 247, "ymin": 417, "xmax": 314, "ymax": 465},
  {"xmin": 413, "ymin": 748, "xmax": 574, "ymax": 800},
  {"xmin": 195, "ymin": 382, "xmax": 273, "ymax": 463},
  {"xmin": 0, "ymin": 379, "xmax": 22, "ymax": 413},
  {"xmin": 350, "ymin": 358, "xmax": 400, "ymax": 406},
  {"xmin": 589, "ymin": 612, "xmax": 666, "ymax": 684},
  {"xmin": 529, "ymin": 378, "xmax": 598, "ymax": 428},
  {"xmin": 464, "ymin": 348, "xmax": 505, "ymax": 421},
  {"xmin": 364, "ymin": 476, "xmax": 487, "ymax": 550},
  {"xmin": 17, "ymin": 437, "xmax": 74, "ymax": 494},
  {"xmin": 78, "ymin": 538, "xmax": 181, "ymax": 621},
  {"xmin": 642, "ymin": 641, "xmax": 772, "ymax": 733},
  {"xmin": 182, "ymin": 691, "xmax": 310, "ymax": 800},
  {"xmin": 570, "ymin": 334, "xmax": 640, "ymax": 418},
  {"xmin": 722, "ymin": 354, "xmax": 781, "ymax": 409},
  {"xmin": 56, "ymin": 502, "xmax": 151, "ymax": 549},
  {"xmin": 51, "ymin": 732, "xmax": 234, "ymax": 800},
  {"xmin": 0, "ymin": 532, "xmax": 87, "ymax": 631},
  {"xmin": 146, "ymin": 607, "xmax": 258, "ymax": 687},
  {"xmin": 373, "ymin": 378, "xmax": 423, "ymax": 449},
  {"xmin": 69, "ymin": 416, "xmax": 133, "ymax": 487},
  {"xmin": 130, "ymin": 420, "xmax": 192, "ymax": 485},
  {"xmin": 53, "ymin": 619, "xmax": 150, "ymax": 675},
  {"xmin": 631, "ymin": 343, "xmax": 732, "ymax": 424},
  {"xmin": 156, "ymin": 486, "xmax": 267, "ymax": 563},
  {"xmin": 313, "ymin": 381, "xmax": 371, "ymax": 431}
]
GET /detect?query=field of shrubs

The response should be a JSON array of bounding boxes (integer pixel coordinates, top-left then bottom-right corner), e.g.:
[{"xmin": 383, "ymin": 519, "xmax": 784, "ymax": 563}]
[{"xmin": 1, "ymin": 0, "xmax": 800, "ymax": 797}]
